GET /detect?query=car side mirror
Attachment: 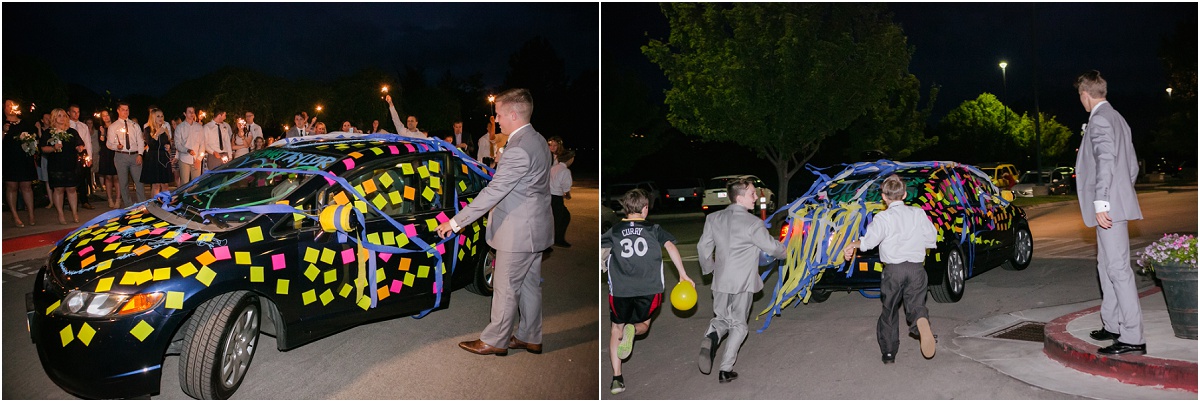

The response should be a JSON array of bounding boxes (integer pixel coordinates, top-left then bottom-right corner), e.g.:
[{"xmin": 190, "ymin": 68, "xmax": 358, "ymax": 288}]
[
  {"xmin": 1001, "ymin": 190, "xmax": 1015, "ymax": 202},
  {"xmin": 318, "ymin": 204, "xmax": 359, "ymax": 234}
]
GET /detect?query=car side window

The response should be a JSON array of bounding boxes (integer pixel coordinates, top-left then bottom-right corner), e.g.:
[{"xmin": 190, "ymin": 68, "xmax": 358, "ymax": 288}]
[
  {"xmin": 453, "ymin": 159, "xmax": 487, "ymax": 195},
  {"xmin": 324, "ymin": 154, "xmax": 447, "ymax": 219}
]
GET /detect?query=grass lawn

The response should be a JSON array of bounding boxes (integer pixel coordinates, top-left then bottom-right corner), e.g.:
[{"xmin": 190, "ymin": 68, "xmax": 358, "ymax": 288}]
[{"xmin": 1010, "ymin": 195, "xmax": 1077, "ymax": 208}]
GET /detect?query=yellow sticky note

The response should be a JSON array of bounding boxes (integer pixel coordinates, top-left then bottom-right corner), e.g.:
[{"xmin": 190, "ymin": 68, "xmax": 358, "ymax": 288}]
[
  {"xmin": 304, "ymin": 247, "xmax": 319, "ymax": 263},
  {"xmin": 96, "ymin": 277, "xmax": 114, "ymax": 293},
  {"xmin": 46, "ymin": 300, "xmax": 61, "ymax": 315},
  {"xmin": 247, "ymin": 227, "xmax": 264, "ymax": 243},
  {"xmin": 276, "ymin": 279, "xmax": 290, "ymax": 295},
  {"xmin": 130, "ymin": 320, "xmax": 154, "ymax": 342},
  {"xmin": 425, "ymin": 218, "xmax": 439, "ymax": 231},
  {"xmin": 97, "ymin": 260, "xmax": 113, "ymax": 272},
  {"xmin": 323, "ymin": 270, "xmax": 337, "ymax": 284},
  {"xmin": 302, "ymin": 290, "xmax": 316, "ymax": 305},
  {"xmin": 353, "ymin": 200, "xmax": 367, "ymax": 213},
  {"xmin": 403, "ymin": 272, "xmax": 415, "ymax": 286},
  {"xmin": 198, "ymin": 233, "xmax": 215, "ymax": 242},
  {"xmin": 388, "ymin": 191, "xmax": 403, "ymax": 205},
  {"xmin": 177, "ymin": 262, "xmax": 198, "ymax": 278},
  {"xmin": 339, "ymin": 283, "xmax": 352, "ymax": 298},
  {"xmin": 196, "ymin": 266, "xmax": 217, "ymax": 287},
  {"xmin": 401, "ymin": 163, "xmax": 414, "ymax": 175},
  {"xmin": 159, "ymin": 246, "xmax": 179, "ymax": 259},
  {"xmin": 320, "ymin": 289, "xmax": 334, "ymax": 305},
  {"xmin": 422, "ymin": 187, "xmax": 435, "ymax": 201},
  {"xmin": 250, "ymin": 266, "xmax": 264, "ymax": 282},
  {"xmin": 417, "ymin": 265, "xmax": 430, "ymax": 278},
  {"xmin": 395, "ymin": 233, "xmax": 410, "ymax": 247},
  {"xmin": 165, "ymin": 291, "xmax": 184, "ymax": 309},
  {"xmin": 430, "ymin": 177, "xmax": 441, "ymax": 189},
  {"xmin": 428, "ymin": 160, "xmax": 440, "ymax": 173},
  {"xmin": 379, "ymin": 173, "xmax": 394, "ymax": 188},
  {"xmin": 235, "ymin": 252, "xmax": 251, "ymax": 265},
  {"xmin": 60, "ymin": 325, "xmax": 74, "ymax": 346},
  {"xmin": 78, "ymin": 323, "xmax": 96, "ymax": 346},
  {"xmin": 367, "ymin": 232, "xmax": 381, "ymax": 245},
  {"xmin": 304, "ymin": 264, "xmax": 320, "ymax": 281},
  {"xmin": 320, "ymin": 248, "xmax": 335, "ymax": 265},
  {"xmin": 120, "ymin": 271, "xmax": 138, "ymax": 285},
  {"xmin": 383, "ymin": 232, "xmax": 395, "ymax": 246},
  {"xmin": 372, "ymin": 194, "xmax": 387, "ymax": 210},
  {"xmin": 417, "ymin": 166, "xmax": 429, "ymax": 179},
  {"xmin": 356, "ymin": 295, "xmax": 371, "ymax": 310},
  {"xmin": 153, "ymin": 267, "xmax": 171, "ymax": 281},
  {"xmin": 116, "ymin": 245, "xmax": 133, "ymax": 254},
  {"xmin": 104, "ymin": 243, "xmax": 120, "ymax": 252},
  {"xmin": 459, "ymin": 181, "xmax": 467, "ymax": 192},
  {"xmin": 376, "ymin": 268, "xmax": 386, "ymax": 283}
]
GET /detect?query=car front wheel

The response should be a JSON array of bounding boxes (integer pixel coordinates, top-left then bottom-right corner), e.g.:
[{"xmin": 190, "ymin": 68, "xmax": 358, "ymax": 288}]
[
  {"xmin": 180, "ymin": 291, "xmax": 261, "ymax": 400},
  {"xmin": 930, "ymin": 247, "xmax": 965, "ymax": 303},
  {"xmin": 1003, "ymin": 225, "xmax": 1033, "ymax": 271}
]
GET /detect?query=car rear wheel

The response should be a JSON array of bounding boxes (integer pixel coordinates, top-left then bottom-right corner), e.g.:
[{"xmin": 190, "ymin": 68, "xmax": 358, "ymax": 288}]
[
  {"xmin": 180, "ymin": 291, "xmax": 260, "ymax": 400},
  {"xmin": 466, "ymin": 248, "xmax": 495, "ymax": 296},
  {"xmin": 930, "ymin": 247, "xmax": 965, "ymax": 303},
  {"xmin": 1003, "ymin": 226, "xmax": 1033, "ymax": 271},
  {"xmin": 808, "ymin": 289, "xmax": 831, "ymax": 303}
]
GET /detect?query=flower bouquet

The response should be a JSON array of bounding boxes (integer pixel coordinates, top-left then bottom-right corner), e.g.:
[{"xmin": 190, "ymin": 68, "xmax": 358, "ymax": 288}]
[
  {"xmin": 48, "ymin": 128, "xmax": 73, "ymax": 151},
  {"xmin": 18, "ymin": 131, "xmax": 37, "ymax": 156}
]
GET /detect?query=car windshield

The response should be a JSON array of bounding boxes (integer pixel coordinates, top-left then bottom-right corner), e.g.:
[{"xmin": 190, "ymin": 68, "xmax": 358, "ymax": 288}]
[{"xmin": 166, "ymin": 148, "xmax": 342, "ymax": 224}]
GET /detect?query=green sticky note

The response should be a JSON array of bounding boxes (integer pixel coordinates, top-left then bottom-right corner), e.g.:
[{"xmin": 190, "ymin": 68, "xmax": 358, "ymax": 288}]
[
  {"xmin": 376, "ymin": 268, "xmax": 386, "ymax": 283},
  {"xmin": 339, "ymin": 283, "xmax": 352, "ymax": 298},
  {"xmin": 130, "ymin": 320, "xmax": 154, "ymax": 342},
  {"xmin": 403, "ymin": 272, "xmax": 415, "ymax": 286},
  {"xmin": 323, "ymin": 270, "xmax": 337, "ymax": 284},
  {"xmin": 395, "ymin": 233, "xmax": 410, "ymax": 247},
  {"xmin": 383, "ymin": 232, "xmax": 395, "ymax": 246},
  {"xmin": 165, "ymin": 291, "xmax": 185, "ymax": 309},
  {"xmin": 372, "ymin": 194, "xmax": 387, "ymax": 210},
  {"xmin": 304, "ymin": 247, "xmax": 319, "ymax": 263},
  {"xmin": 250, "ymin": 266, "xmax": 264, "ymax": 282},
  {"xmin": 367, "ymin": 232, "xmax": 381, "ymax": 245},
  {"xmin": 459, "ymin": 181, "xmax": 467, "ymax": 192},
  {"xmin": 247, "ymin": 227, "xmax": 264, "ymax": 243},
  {"xmin": 379, "ymin": 173, "xmax": 394, "ymax": 188},
  {"xmin": 302, "ymin": 290, "xmax": 316, "ymax": 305},
  {"xmin": 320, "ymin": 289, "xmax": 334, "ymax": 305},
  {"xmin": 417, "ymin": 165, "xmax": 430, "ymax": 178},
  {"xmin": 276, "ymin": 279, "xmax": 290, "ymax": 295},
  {"xmin": 304, "ymin": 264, "xmax": 320, "ymax": 281},
  {"xmin": 235, "ymin": 251, "xmax": 252, "ymax": 265},
  {"xmin": 320, "ymin": 248, "xmax": 335, "ymax": 264},
  {"xmin": 196, "ymin": 267, "xmax": 217, "ymax": 287},
  {"xmin": 425, "ymin": 218, "xmax": 438, "ymax": 231}
]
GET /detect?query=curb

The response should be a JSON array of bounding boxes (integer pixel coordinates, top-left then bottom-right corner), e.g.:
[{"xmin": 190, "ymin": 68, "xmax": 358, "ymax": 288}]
[{"xmin": 1043, "ymin": 287, "xmax": 1198, "ymax": 392}]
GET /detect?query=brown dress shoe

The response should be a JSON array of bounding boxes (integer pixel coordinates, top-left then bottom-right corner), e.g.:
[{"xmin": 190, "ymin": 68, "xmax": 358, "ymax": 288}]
[
  {"xmin": 459, "ymin": 339, "xmax": 507, "ymax": 356},
  {"xmin": 507, "ymin": 336, "xmax": 543, "ymax": 354}
]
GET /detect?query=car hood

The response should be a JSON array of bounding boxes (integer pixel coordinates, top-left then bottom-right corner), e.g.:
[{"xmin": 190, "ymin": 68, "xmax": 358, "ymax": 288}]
[{"xmin": 45, "ymin": 206, "xmax": 229, "ymax": 292}]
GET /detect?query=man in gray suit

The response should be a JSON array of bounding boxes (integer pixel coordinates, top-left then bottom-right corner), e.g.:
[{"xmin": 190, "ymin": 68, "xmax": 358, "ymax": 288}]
[
  {"xmin": 1074, "ymin": 70, "xmax": 1145, "ymax": 355},
  {"xmin": 696, "ymin": 177, "xmax": 787, "ymax": 383},
  {"xmin": 436, "ymin": 88, "xmax": 553, "ymax": 356}
]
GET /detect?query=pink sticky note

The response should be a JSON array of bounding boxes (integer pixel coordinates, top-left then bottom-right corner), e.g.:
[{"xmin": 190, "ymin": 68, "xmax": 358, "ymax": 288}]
[
  {"xmin": 379, "ymin": 252, "xmax": 392, "ymax": 262},
  {"xmin": 435, "ymin": 243, "xmax": 445, "ymax": 255},
  {"xmin": 341, "ymin": 248, "xmax": 356, "ymax": 264},
  {"xmin": 403, "ymin": 224, "xmax": 417, "ymax": 238},
  {"xmin": 104, "ymin": 236, "xmax": 120, "ymax": 244},
  {"xmin": 78, "ymin": 246, "xmax": 94, "ymax": 256},
  {"xmin": 404, "ymin": 144, "xmax": 415, "ymax": 152},
  {"xmin": 389, "ymin": 280, "xmax": 403, "ymax": 294},
  {"xmin": 458, "ymin": 236, "xmax": 466, "ymax": 245},
  {"xmin": 435, "ymin": 211, "xmax": 449, "ymax": 224},
  {"xmin": 212, "ymin": 246, "xmax": 231, "ymax": 261},
  {"xmin": 388, "ymin": 145, "xmax": 399, "ymax": 154},
  {"xmin": 150, "ymin": 227, "xmax": 166, "ymax": 235},
  {"xmin": 343, "ymin": 159, "xmax": 355, "ymax": 170},
  {"xmin": 325, "ymin": 176, "xmax": 336, "ymax": 186},
  {"xmin": 272, "ymin": 253, "xmax": 286, "ymax": 270},
  {"xmin": 459, "ymin": 201, "xmax": 467, "ymax": 209},
  {"xmin": 432, "ymin": 282, "xmax": 440, "ymax": 294},
  {"xmin": 177, "ymin": 233, "xmax": 193, "ymax": 242}
]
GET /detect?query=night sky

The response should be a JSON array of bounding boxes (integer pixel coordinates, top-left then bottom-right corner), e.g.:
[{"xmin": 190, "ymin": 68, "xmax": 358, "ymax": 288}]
[
  {"xmin": 4, "ymin": 2, "xmax": 599, "ymax": 98},
  {"xmin": 604, "ymin": 2, "xmax": 1195, "ymax": 134}
]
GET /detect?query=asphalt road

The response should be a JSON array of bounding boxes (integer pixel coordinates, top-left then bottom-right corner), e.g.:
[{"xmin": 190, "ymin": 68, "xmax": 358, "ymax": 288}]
[
  {"xmin": 601, "ymin": 190, "xmax": 1196, "ymax": 399},
  {"xmin": 3, "ymin": 187, "xmax": 601, "ymax": 400}
]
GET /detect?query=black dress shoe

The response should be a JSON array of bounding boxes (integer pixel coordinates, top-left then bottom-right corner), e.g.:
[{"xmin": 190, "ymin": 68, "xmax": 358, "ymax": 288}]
[
  {"xmin": 882, "ymin": 353, "xmax": 895, "ymax": 364},
  {"xmin": 1089, "ymin": 328, "xmax": 1120, "ymax": 341},
  {"xmin": 718, "ymin": 370, "xmax": 738, "ymax": 383},
  {"xmin": 698, "ymin": 332, "xmax": 719, "ymax": 375},
  {"xmin": 554, "ymin": 241, "xmax": 571, "ymax": 248},
  {"xmin": 1097, "ymin": 341, "xmax": 1146, "ymax": 356}
]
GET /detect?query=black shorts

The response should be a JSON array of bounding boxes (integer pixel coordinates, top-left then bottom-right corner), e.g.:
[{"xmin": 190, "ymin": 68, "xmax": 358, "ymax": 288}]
[{"xmin": 608, "ymin": 293, "xmax": 662, "ymax": 324}]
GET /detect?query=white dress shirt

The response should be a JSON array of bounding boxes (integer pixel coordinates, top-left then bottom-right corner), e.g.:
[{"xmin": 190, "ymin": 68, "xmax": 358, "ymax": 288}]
[
  {"xmin": 175, "ymin": 121, "xmax": 204, "ymax": 164},
  {"xmin": 248, "ymin": 122, "xmax": 263, "ymax": 142},
  {"xmin": 858, "ymin": 200, "xmax": 937, "ymax": 264},
  {"xmin": 550, "ymin": 161, "xmax": 572, "ymax": 196},
  {"xmin": 70, "ymin": 119, "xmax": 92, "ymax": 161},
  {"xmin": 204, "ymin": 121, "xmax": 232, "ymax": 157},
  {"xmin": 387, "ymin": 102, "xmax": 428, "ymax": 139},
  {"xmin": 477, "ymin": 134, "xmax": 492, "ymax": 161},
  {"xmin": 106, "ymin": 118, "xmax": 144, "ymax": 155}
]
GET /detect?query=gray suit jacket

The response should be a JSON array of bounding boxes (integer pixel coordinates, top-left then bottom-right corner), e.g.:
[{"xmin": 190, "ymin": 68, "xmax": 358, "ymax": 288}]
[
  {"xmin": 697, "ymin": 204, "xmax": 787, "ymax": 294},
  {"xmin": 452, "ymin": 125, "xmax": 554, "ymax": 253},
  {"xmin": 1075, "ymin": 102, "xmax": 1142, "ymax": 227}
]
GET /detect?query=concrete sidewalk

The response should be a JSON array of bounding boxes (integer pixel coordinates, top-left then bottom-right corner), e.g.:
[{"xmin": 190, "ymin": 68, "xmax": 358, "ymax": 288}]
[{"xmin": 949, "ymin": 286, "xmax": 1197, "ymax": 399}]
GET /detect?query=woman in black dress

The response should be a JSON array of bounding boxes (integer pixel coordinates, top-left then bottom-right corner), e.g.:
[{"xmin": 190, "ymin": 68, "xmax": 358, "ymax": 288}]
[
  {"xmin": 4, "ymin": 99, "xmax": 38, "ymax": 227},
  {"xmin": 140, "ymin": 108, "xmax": 174, "ymax": 197},
  {"xmin": 40, "ymin": 108, "xmax": 85, "ymax": 224},
  {"xmin": 96, "ymin": 109, "xmax": 120, "ymax": 209}
]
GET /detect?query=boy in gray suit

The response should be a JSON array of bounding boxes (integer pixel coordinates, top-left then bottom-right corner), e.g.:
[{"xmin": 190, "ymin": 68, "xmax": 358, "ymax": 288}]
[
  {"xmin": 1074, "ymin": 70, "xmax": 1145, "ymax": 355},
  {"xmin": 696, "ymin": 177, "xmax": 787, "ymax": 383}
]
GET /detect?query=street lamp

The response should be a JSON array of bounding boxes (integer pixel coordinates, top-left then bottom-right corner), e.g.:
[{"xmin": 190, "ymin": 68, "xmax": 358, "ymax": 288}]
[
  {"xmin": 998, "ymin": 61, "xmax": 1008, "ymax": 105},
  {"xmin": 1167, "ymin": 87, "xmax": 1173, "ymax": 98}
]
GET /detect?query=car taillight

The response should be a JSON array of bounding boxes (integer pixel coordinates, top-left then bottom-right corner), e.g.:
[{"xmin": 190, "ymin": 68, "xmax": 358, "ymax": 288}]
[{"xmin": 780, "ymin": 222, "xmax": 789, "ymax": 241}]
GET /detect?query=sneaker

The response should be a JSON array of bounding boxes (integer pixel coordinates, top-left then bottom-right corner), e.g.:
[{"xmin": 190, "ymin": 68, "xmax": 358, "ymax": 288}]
[
  {"xmin": 617, "ymin": 324, "xmax": 635, "ymax": 359},
  {"xmin": 917, "ymin": 317, "xmax": 935, "ymax": 358},
  {"xmin": 610, "ymin": 379, "xmax": 626, "ymax": 395}
]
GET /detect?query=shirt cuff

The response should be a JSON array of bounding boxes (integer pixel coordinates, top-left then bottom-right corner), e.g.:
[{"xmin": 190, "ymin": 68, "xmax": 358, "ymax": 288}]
[
  {"xmin": 1094, "ymin": 200, "xmax": 1110, "ymax": 213},
  {"xmin": 449, "ymin": 218, "xmax": 461, "ymax": 232}
]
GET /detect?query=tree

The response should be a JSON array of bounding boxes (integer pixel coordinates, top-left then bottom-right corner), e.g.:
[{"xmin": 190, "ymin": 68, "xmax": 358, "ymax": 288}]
[
  {"xmin": 2, "ymin": 53, "xmax": 68, "ymax": 114},
  {"xmin": 937, "ymin": 93, "xmax": 1020, "ymax": 163},
  {"xmin": 1152, "ymin": 19, "xmax": 1198, "ymax": 160},
  {"xmin": 643, "ymin": 3, "xmax": 911, "ymax": 199},
  {"xmin": 601, "ymin": 53, "xmax": 671, "ymax": 177},
  {"xmin": 842, "ymin": 73, "xmax": 939, "ymax": 161}
]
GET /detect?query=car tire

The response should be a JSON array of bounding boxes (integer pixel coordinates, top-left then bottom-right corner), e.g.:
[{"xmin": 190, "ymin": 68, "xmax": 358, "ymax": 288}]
[
  {"xmin": 1002, "ymin": 225, "xmax": 1033, "ymax": 271},
  {"xmin": 180, "ymin": 291, "xmax": 261, "ymax": 400},
  {"xmin": 466, "ymin": 247, "xmax": 495, "ymax": 296},
  {"xmin": 808, "ymin": 289, "xmax": 831, "ymax": 303},
  {"xmin": 930, "ymin": 247, "xmax": 965, "ymax": 303}
]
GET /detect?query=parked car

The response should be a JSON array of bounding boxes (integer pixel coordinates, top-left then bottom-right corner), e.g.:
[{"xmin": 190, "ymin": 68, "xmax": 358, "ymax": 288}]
[
  {"xmin": 701, "ymin": 175, "xmax": 774, "ymax": 214},
  {"xmin": 660, "ymin": 178, "xmax": 704, "ymax": 209},
  {"xmin": 27, "ymin": 133, "xmax": 495, "ymax": 399},
  {"xmin": 1174, "ymin": 160, "xmax": 1197, "ymax": 180},
  {"xmin": 1011, "ymin": 169, "xmax": 1072, "ymax": 197},
  {"xmin": 977, "ymin": 162, "xmax": 1019, "ymax": 189},
  {"xmin": 605, "ymin": 181, "xmax": 661, "ymax": 212},
  {"xmin": 760, "ymin": 161, "xmax": 1031, "ymax": 324}
]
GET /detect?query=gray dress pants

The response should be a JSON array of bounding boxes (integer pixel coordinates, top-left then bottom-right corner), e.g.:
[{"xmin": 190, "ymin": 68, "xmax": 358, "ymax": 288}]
[
  {"xmin": 707, "ymin": 291, "xmax": 752, "ymax": 372},
  {"xmin": 1097, "ymin": 221, "xmax": 1144, "ymax": 344},
  {"xmin": 480, "ymin": 250, "xmax": 543, "ymax": 347},
  {"xmin": 113, "ymin": 152, "xmax": 144, "ymax": 207}
]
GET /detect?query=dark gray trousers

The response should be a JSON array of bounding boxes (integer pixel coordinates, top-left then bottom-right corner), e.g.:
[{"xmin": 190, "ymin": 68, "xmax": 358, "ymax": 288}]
[{"xmin": 877, "ymin": 261, "xmax": 929, "ymax": 355}]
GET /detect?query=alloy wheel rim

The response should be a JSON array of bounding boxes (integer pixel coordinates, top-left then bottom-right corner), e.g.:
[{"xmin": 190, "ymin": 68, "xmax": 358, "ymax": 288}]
[
  {"xmin": 1015, "ymin": 229, "xmax": 1032, "ymax": 265},
  {"xmin": 484, "ymin": 252, "xmax": 496, "ymax": 289},
  {"xmin": 949, "ymin": 251, "xmax": 964, "ymax": 294},
  {"xmin": 221, "ymin": 305, "xmax": 259, "ymax": 388}
]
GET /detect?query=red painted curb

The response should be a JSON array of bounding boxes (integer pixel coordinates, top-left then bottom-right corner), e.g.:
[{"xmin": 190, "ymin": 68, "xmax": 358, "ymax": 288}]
[
  {"xmin": 1043, "ymin": 287, "xmax": 1198, "ymax": 392},
  {"xmin": 2, "ymin": 228, "xmax": 74, "ymax": 253}
]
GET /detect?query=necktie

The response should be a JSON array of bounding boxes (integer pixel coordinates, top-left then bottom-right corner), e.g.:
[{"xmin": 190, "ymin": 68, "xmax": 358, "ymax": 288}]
[
  {"xmin": 124, "ymin": 120, "xmax": 130, "ymax": 151},
  {"xmin": 218, "ymin": 124, "xmax": 225, "ymax": 151}
]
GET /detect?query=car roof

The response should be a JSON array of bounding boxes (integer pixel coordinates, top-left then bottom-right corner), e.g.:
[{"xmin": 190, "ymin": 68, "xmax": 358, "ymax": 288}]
[
  {"xmin": 269, "ymin": 133, "xmax": 489, "ymax": 170},
  {"xmin": 710, "ymin": 174, "xmax": 758, "ymax": 180}
]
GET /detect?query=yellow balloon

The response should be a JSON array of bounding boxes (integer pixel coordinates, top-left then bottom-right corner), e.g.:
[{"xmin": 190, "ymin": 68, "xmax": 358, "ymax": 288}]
[{"xmin": 671, "ymin": 282, "xmax": 697, "ymax": 310}]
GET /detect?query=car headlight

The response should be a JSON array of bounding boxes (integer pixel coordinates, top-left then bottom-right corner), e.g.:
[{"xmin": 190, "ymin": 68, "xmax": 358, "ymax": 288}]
[{"xmin": 55, "ymin": 291, "xmax": 164, "ymax": 318}]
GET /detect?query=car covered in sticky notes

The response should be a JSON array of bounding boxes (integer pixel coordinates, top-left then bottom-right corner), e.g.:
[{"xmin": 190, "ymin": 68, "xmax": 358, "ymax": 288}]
[
  {"xmin": 756, "ymin": 161, "xmax": 1031, "ymax": 329},
  {"xmin": 27, "ymin": 133, "xmax": 496, "ymax": 399}
]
